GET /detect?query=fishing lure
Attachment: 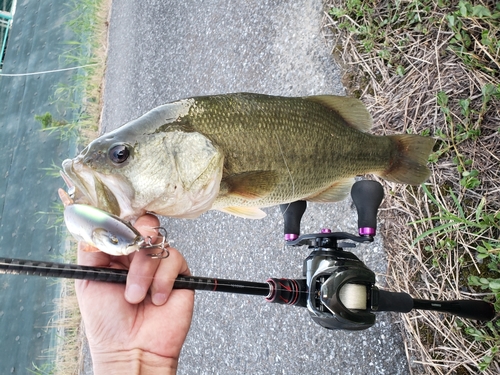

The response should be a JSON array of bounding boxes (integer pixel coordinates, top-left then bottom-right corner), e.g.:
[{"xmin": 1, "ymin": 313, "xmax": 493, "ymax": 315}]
[{"xmin": 58, "ymin": 188, "xmax": 169, "ymax": 258}]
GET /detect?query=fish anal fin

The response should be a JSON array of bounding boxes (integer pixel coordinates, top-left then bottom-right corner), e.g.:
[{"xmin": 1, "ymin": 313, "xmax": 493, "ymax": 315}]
[
  {"xmin": 381, "ymin": 135, "xmax": 436, "ymax": 185},
  {"xmin": 223, "ymin": 170, "xmax": 278, "ymax": 200},
  {"xmin": 306, "ymin": 178, "xmax": 355, "ymax": 202},
  {"xmin": 305, "ymin": 95, "xmax": 372, "ymax": 132},
  {"xmin": 218, "ymin": 206, "xmax": 267, "ymax": 219}
]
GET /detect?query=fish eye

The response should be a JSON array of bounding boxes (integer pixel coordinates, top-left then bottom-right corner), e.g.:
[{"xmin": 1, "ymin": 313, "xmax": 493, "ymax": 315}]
[{"xmin": 109, "ymin": 144, "xmax": 130, "ymax": 164}]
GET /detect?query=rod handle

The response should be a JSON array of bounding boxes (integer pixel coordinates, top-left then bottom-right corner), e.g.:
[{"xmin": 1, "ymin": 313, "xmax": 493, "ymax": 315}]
[
  {"xmin": 373, "ymin": 289, "xmax": 414, "ymax": 312},
  {"xmin": 351, "ymin": 180, "xmax": 384, "ymax": 236},
  {"xmin": 413, "ymin": 299, "xmax": 496, "ymax": 321}
]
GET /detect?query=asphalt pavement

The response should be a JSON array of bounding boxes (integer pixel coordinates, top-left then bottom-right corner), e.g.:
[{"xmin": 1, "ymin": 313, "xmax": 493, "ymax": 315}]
[{"xmin": 86, "ymin": 1, "xmax": 413, "ymax": 374}]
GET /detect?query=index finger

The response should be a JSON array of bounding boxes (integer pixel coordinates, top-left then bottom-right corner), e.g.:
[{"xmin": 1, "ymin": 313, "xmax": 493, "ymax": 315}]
[{"xmin": 124, "ymin": 214, "xmax": 163, "ymax": 304}]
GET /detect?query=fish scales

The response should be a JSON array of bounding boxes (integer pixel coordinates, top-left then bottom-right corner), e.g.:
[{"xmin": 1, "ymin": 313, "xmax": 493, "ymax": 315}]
[
  {"xmin": 183, "ymin": 94, "xmax": 392, "ymax": 206},
  {"xmin": 62, "ymin": 93, "xmax": 435, "ymax": 220}
]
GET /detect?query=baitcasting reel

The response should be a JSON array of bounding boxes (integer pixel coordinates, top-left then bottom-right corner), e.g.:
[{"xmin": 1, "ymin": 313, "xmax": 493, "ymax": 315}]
[{"xmin": 276, "ymin": 180, "xmax": 495, "ymax": 330}]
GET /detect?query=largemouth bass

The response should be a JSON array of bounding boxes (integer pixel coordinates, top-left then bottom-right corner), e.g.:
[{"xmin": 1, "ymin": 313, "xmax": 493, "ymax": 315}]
[{"xmin": 62, "ymin": 93, "xmax": 435, "ymax": 221}]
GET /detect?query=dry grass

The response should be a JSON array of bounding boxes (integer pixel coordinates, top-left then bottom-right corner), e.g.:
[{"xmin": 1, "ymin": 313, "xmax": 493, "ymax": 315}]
[
  {"xmin": 75, "ymin": 0, "xmax": 110, "ymax": 143},
  {"xmin": 325, "ymin": 0, "xmax": 499, "ymax": 373},
  {"xmin": 51, "ymin": 274, "xmax": 85, "ymax": 375}
]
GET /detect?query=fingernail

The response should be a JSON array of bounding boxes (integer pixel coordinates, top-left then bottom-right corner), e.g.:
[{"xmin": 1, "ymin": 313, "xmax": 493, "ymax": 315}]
[
  {"xmin": 125, "ymin": 284, "xmax": 146, "ymax": 304},
  {"xmin": 152, "ymin": 293, "xmax": 167, "ymax": 306}
]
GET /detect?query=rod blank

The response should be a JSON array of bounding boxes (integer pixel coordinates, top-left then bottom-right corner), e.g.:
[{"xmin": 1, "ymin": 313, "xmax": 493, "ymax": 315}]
[{"xmin": 0, "ymin": 257, "xmax": 270, "ymax": 296}]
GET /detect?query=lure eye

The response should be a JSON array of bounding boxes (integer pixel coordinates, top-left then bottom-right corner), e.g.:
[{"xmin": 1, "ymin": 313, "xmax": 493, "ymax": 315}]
[
  {"xmin": 109, "ymin": 144, "xmax": 130, "ymax": 164},
  {"xmin": 109, "ymin": 235, "xmax": 119, "ymax": 244}
]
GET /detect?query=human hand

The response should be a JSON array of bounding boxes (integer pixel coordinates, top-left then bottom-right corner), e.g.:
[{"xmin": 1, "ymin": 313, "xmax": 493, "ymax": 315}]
[{"xmin": 75, "ymin": 214, "xmax": 194, "ymax": 375}]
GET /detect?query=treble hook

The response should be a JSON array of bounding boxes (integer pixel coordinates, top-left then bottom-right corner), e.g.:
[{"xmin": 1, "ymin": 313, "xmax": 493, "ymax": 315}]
[{"xmin": 141, "ymin": 227, "xmax": 170, "ymax": 259}]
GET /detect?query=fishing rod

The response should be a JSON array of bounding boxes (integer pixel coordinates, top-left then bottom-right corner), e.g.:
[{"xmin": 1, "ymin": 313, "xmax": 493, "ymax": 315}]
[
  {"xmin": 0, "ymin": 181, "xmax": 495, "ymax": 330},
  {"xmin": 0, "ymin": 257, "xmax": 301, "ymax": 303}
]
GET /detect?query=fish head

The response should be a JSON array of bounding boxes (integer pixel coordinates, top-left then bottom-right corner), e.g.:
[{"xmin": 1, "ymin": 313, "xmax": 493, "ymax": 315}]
[
  {"xmin": 62, "ymin": 131, "xmax": 139, "ymax": 220},
  {"xmin": 62, "ymin": 103, "xmax": 224, "ymax": 221}
]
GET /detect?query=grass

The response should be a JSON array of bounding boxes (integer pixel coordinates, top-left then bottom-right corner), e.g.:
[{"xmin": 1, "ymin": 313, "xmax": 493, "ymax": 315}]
[
  {"xmin": 32, "ymin": 0, "xmax": 112, "ymax": 374},
  {"xmin": 34, "ymin": 0, "xmax": 108, "ymax": 144},
  {"xmin": 326, "ymin": 0, "xmax": 499, "ymax": 373}
]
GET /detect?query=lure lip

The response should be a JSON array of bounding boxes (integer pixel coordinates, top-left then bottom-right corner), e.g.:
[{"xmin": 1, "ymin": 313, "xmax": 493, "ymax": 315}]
[
  {"xmin": 60, "ymin": 165, "xmax": 93, "ymax": 206},
  {"xmin": 58, "ymin": 188, "xmax": 74, "ymax": 207}
]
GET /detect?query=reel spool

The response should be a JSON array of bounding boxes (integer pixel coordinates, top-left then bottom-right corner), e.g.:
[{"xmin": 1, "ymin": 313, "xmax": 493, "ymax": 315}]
[{"xmin": 339, "ymin": 284, "xmax": 367, "ymax": 310}]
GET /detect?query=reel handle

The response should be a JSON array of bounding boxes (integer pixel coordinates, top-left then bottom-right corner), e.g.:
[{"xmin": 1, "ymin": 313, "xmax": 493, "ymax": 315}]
[
  {"xmin": 280, "ymin": 201, "xmax": 307, "ymax": 241},
  {"xmin": 351, "ymin": 180, "xmax": 384, "ymax": 236}
]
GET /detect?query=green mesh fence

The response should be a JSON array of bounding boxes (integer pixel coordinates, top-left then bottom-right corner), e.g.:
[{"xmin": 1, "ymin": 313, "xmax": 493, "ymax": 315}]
[{"xmin": 0, "ymin": 0, "xmax": 81, "ymax": 372}]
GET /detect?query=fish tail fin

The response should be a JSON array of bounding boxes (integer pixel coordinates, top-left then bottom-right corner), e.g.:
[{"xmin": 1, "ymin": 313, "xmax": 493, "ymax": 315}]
[{"xmin": 380, "ymin": 135, "xmax": 435, "ymax": 185}]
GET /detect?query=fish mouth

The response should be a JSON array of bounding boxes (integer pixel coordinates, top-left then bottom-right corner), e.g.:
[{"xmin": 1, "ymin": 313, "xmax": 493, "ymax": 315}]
[
  {"xmin": 61, "ymin": 158, "xmax": 100, "ymax": 207},
  {"xmin": 61, "ymin": 158, "xmax": 137, "ymax": 219}
]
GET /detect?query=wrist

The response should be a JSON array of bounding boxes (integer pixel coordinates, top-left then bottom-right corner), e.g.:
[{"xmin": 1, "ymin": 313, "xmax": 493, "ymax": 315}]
[{"xmin": 92, "ymin": 348, "xmax": 178, "ymax": 375}]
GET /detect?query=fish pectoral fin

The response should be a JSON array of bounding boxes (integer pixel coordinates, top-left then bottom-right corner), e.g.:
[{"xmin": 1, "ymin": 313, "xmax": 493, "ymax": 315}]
[
  {"xmin": 306, "ymin": 178, "xmax": 355, "ymax": 202},
  {"xmin": 222, "ymin": 170, "xmax": 278, "ymax": 200},
  {"xmin": 305, "ymin": 95, "xmax": 372, "ymax": 132},
  {"xmin": 218, "ymin": 206, "xmax": 267, "ymax": 219}
]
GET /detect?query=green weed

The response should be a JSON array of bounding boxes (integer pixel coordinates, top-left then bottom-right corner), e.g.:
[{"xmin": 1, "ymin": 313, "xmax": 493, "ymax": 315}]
[
  {"xmin": 28, "ymin": 362, "xmax": 55, "ymax": 375},
  {"xmin": 36, "ymin": 201, "xmax": 66, "ymax": 235},
  {"xmin": 34, "ymin": 112, "xmax": 80, "ymax": 141},
  {"xmin": 411, "ymin": 185, "xmax": 499, "ymax": 245},
  {"xmin": 42, "ymin": 0, "xmax": 105, "ymax": 145},
  {"xmin": 330, "ymin": 0, "xmax": 500, "ymax": 79},
  {"xmin": 39, "ymin": 162, "xmax": 63, "ymax": 179},
  {"xmin": 34, "ymin": 112, "xmax": 67, "ymax": 129},
  {"xmin": 446, "ymin": 1, "xmax": 500, "ymax": 76}
]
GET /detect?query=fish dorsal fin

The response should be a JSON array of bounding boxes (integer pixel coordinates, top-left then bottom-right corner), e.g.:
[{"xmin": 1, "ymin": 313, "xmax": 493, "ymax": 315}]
[
  {"xmin": 305, "ymin": 95, "xmax": 372, "ymax": 132},
  {"xmin": 218, "ymin": 206, "xmax": 267, "ymax": 219},
  {"xmin": 222, "ymin": 170, "xmax": 278, "ymax": 200}
]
